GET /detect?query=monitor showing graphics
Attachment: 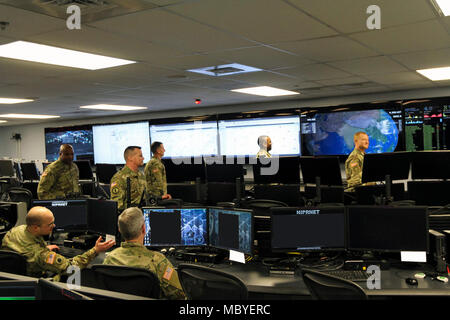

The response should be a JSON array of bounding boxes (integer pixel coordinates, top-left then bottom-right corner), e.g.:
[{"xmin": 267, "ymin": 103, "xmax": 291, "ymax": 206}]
[
  {"xmin": 45, "ymin": 126, "xmax": 93, "ymax": 162},
  {"xmin": 93, "ymin": 122, "xmax": 151, "ymax": 164},
  {"xmin": 208, "ymin": 208, "xmax": 252, "ymax": 254},
  {"xmin": 149, "ymin": 121, "xmax": 218, "ymax": 158},
  {"xmin": 142, "ymin": 208, "xmax": 207, "ymax": 247},
  {"xmin": 219, "ymin": 116, "xmax": 300, "ymax": 156},
  {"xmin": 270, "ymin": 206, "xmax": 346, "ymax": 252},
  {"xmin": 301, "ymin": 109, "xmax": 400, "ymax": 155}
]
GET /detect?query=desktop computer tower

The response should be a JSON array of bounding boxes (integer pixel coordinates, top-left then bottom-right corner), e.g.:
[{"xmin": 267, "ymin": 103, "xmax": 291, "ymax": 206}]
[
  {"xmin": 428, "ymin": 229, "xmax": 447, "ymax": 273},
  {"xmin": 441, "ymin": 230, "xmax": 450, "ymax": 271}
]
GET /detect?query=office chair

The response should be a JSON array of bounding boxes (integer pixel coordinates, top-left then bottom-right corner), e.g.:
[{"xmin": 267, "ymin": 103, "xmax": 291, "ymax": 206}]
[
  {"xmin": 4, "ymin": 187, "xmax": 33, "ymax": 210},
  {"xmin": 301, "ymin": 268, "xmax": 368, "ymax": 300},
  {"xmin": 0, "ymin": 249, "xmax": 28, "ymax": 276},
  {"xmin": 80, "ymin": 264, "xmax": 161, "ymax": 299},
  {"xmin": 177, "ymin": 263, "xmax": 248, "ymax": 300}
]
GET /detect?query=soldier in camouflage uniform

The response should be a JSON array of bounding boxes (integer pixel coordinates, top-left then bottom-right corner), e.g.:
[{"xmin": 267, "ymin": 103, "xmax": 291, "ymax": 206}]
[
  {"xmin": 1, "ymin": 206, "xmax": 115, "ymax": 281},
  {"xmin": 110, "ymin": 146, "xmax": 147, "ymax": 211},
  {"xmin": 37, "ymin": 144, "xmax": 80, "ymax": 200},
  {"xmin": 345, "ymin": 132, "xmax": 369, "ymax": 192},
  {"xmin": 103, "ymin": 207, "xmax": 185, "ymax": 300},
  {"xmin": 144, "ymin": 142, "xmax": 171, "ymax": 200}
]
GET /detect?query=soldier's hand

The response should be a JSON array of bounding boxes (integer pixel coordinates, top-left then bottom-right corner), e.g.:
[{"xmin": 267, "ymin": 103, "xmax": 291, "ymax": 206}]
[
  {"xmin": 94, "ymin": 236, "xmax": 116, "ymax": 253},
  {"xmin": 47, "ymin": 244, "xmax": 60, "ymax": 252},
  {"xmin": 162, "ymin": 194, "xmax": 172, "ymax": 200}
]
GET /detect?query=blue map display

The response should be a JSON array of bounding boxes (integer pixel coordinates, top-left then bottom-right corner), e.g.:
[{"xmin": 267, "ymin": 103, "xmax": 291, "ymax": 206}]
[{"xmin": 304, "ymin": 109, "xmax": 399, "ymax": 155}]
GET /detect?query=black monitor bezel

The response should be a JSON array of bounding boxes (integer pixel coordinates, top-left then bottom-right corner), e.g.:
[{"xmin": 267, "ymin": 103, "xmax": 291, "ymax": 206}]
[
  {"xmin": 270, "ymin": 206, "xmax": 347, "ymax": 253},
  {"xmin": 346, "ymin": 205, "xmax": 429, "ymax": 253},
  {"xmin": 32, "ymin": 199, "xmax": 89, "ymax": 231}
]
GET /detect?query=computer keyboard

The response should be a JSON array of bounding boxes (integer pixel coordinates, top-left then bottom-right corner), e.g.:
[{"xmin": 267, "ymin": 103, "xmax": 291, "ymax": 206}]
[
  {"xmin": 57, "ymin": 246, "xmax": 85, "ymax": 258},
  {"xmin": 322, "ymin": 270, "xmax": 370, "ymax": 282}
]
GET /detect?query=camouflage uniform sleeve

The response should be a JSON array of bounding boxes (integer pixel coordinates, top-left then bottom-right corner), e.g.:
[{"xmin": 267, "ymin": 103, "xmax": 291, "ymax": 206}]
[
  {"xmin": 37, "ymin": 168, "xmax": 64, "ymax": 200},
  {"xmin": 345, "ymin": 155, "xmax": 363, "ymax": 189},
  {"xmin": 34, "ymin": 247, "xmax": 96, "ymax": 277},
  {"xmin": 144, "ymin": 161, "xmax": 164, "ymax": 198},
  {"xmin": 154, "ymin": 254, "xmax": 186, "ymax": 300},
  {"xmin": 110, "ymin": 174, "xmax": 125, "ymax": 211},
  {"xmin": 73, "ymin": 164, "xmax": 81, "ymax": 194}
]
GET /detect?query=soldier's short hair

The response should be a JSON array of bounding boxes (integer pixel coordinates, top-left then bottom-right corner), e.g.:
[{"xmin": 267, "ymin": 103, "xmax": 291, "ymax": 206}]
[
  {"xmin": 118, "ymin": 207, "xmax": 145, "ymax": 241},
  {"xmin": 151, "ymin": 141, "xmax": 163, "ymax": 154},
  {"xmin": 123, "ymin": 146, "xmax": 141, "ymax": 161},
  {"xmin": 353, "ymin": 131, "xmax": 368, "ymax": 141},
  {"xmin": 59, "ymin": 144, "xmax": 74, "ymax": 154}
]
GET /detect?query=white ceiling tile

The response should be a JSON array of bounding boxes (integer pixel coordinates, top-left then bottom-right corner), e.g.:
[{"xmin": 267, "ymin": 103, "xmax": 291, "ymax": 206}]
[
  {"xmin": 280, "ymin": 63, "xmax": 353, "ymax": 81},
  {"xmin": 328, "ymin": 56, "xmax": 409, "ymax": 75},
  {"xmin": 391, "ymin": 48, "xmax": 450, "ymax": 70}
]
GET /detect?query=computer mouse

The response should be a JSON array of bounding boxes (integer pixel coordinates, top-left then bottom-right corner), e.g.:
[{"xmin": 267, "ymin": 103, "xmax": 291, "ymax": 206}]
[{"xmin": 406, "ymin": 278, "xmax": 418, "ymax": 286}]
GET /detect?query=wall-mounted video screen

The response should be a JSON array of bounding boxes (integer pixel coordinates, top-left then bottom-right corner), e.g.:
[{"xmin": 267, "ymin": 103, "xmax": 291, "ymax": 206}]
[
  {"xmin": 218, "ymin": 116, "xmax": 301, "ymax": 156},
  {"xmin": 149, "ymin": 121, "xmax": 218, "ymax": 158},
  {"xmin": 301, "ymin": 108, "xmax": 401, "ymax": 156},
  {"xmin": 405, "ymin": 104, "xmax": 450, "ymax": 151},
  {"xmin": 93, "ymin": 121, "xmax": 151, "ymax": 164},
  {"xmin": 45, "ymin": 126, "xmax": 93, "ymax": 162}
]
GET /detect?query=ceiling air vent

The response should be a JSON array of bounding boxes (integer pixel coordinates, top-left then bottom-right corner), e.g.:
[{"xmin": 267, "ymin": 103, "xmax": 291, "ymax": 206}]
[{"xmin": 187, "ymin": 63, "xmax": 262, "ymax": 77}]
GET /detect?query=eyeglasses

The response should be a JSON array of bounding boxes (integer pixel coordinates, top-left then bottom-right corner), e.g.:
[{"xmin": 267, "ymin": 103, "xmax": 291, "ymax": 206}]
[{"xmin": 38, "ymin": 221, "xmax": 55, "ymax": 228}]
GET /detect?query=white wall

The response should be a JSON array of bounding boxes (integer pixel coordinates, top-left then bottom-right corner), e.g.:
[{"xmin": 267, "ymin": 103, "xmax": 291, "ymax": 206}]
[{"xmin": 1, "ymin": 86, "xmax": 449, "ymax": 165}]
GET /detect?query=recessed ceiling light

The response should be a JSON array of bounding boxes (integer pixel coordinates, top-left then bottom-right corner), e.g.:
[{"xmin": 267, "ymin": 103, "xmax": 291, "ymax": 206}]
[
  {"xmin": 417, "ymin": 66, "xmax": 450, "ymax": 81},
  {"xmin": 0, "ymin": 98, "xmax": 34, "ymax": 104},
  {"xmin": 0, "ymin": 120, "xmax": 7, "ymax": 123},
  {"xmin": 0, "ymin": 41, "xmax": 136, "ymax": 70},
  {"xmin": 231, "ymin": 86, "xmax": 300, "ymax": 97},
  {"xmin": 80, "ymin": 104, "xmax": 148, "ymax": 111},
  {"xmin": 432, "ymin": 0, "xmax": 450, "ymax": 16},
  {"xmin": 0, "ymin": 114, "xmax": 60, "ymax": 119}
]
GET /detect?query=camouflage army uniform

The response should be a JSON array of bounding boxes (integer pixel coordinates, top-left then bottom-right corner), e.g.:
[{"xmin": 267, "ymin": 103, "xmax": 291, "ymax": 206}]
[
  {"xmin": 345, "ymin": 148, "xmax": 365, "ymax": 192},
  {"xmin": 144, "ymin": 157, "xmax": 167, "ymax": 198},
  {"xmin": 37, "ymin": 159, "xmax": 80, "ymax": 200},
  {"xmin": 1, "ymin": 225, "xmax": 97, "ymax": 281},
  {"xmin": 103, "ymin": 242, "xmax": 185, "ymax": 300},
  {"xmin": 110, "ymin": 165, "xmax": 146, "ymax": 211}
]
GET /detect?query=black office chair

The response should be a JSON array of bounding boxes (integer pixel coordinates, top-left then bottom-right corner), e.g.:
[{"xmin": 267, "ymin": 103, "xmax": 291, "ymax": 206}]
[
  {"xmin": 0, "ymin": 249, "xmax": 28, "ymax": 276},
  {"xmin": 5, "ymin": 187, "xmax": 33, "ymax": 210},
  {"xmin": 177, "ymin": 263, "xmax": 248, "ymax": 300},
  {"xmin": 80, "ymin": 264, "xmax": 161, "ymax": 299},
  {"xmin": 301, "ymin": 268, "xmax": 368, "ymax": 300}
]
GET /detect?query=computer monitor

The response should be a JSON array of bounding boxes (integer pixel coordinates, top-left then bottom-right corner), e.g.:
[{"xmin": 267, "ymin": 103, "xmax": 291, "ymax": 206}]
[
  {"xmin": 0, "ymin": 160, "xmax": 15, "ymax": 178},
  {"xmin": 299, "ymin": 156, "xmax": 342, "ymax": 186},
  {"xmin": 347, "ymin": 206, "xmax": 429, "ymax": 253},
  {"xmin": 95, "ymin": 163, "xmax": 118, "ymax": 184},
  {"xmin": 208, "ymin": 208, "xmax": 253, "ymax": 255},
  {"xmin": 19, "ymin": 163, "xmax": 40, "ymax": 181},
  {"xmin": 270, "ymin": 206, "xmax": 346, "ymax": 252},
  {"xmin": 35, "ymin": 279, "xmax": 92, "ymax": 300},
  {"xmin": 253, "ymin": 156, "xmax": 300, "ymax": 184},
  {"xmin": 74, "ymin": 160, "xmax": 94, "ymax": 181},
  {"xmin": 142, "ymin": 207, "xmax": 207, "ymax": 247},
  {"xmin": 205, "ymin": 162, "xmax": 244, "ymax": 183},
  {"xmin": 32, "ymin": 199, "xmax": 89, "ymax": 231},
  {"xmin": 162, "ymin": 158, "xmax": 205, "ymax": 183},
  {"xmin": 361, "ymin": 152, "xmax": 410, "ymax": 183},
  {"xmin": 410, "ymin": 151, "xmax": 450, "ymax": 180},
  {"xmin": 87, "ymin": 199, "xmax": 118, "ymax": 236}
]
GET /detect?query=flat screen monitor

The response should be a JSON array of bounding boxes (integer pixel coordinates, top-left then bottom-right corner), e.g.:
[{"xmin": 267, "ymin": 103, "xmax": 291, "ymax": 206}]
[
  {"xmin": 253, "ymin": 156, "xmax": 300, "ymax": 184},
  {"xmin": 0, "ymin": 160, "xmax": 15, "ymax": 178},
  {"xmin": 19, "ymin": 163, "xmax": 40, "ymax": 181},
  {"xmin": 142, "ymin": 208, "xmax": 207, "ymax": 247},
  {"xmin": 162, "ymin": 158, "xmax": 205, "ymax": 183},
  {"xmin": 93, "ymin": 122, "xmax": 151, "ymax": 164},
  {"xmin": 219, "ymin": 116, "xmax": 300, "ymax": 156},
  {"xmin": 208, "ymin": 208, "xmax": 253, "ymax": 255},
  {"xmin": 149, "ymin": 121, "xmax": 218, "ymax": 158},
  {"xmin": 87, "ymin": 199, "xmax": 118, "ymax": 236},
  {"xmin": 74, "ymin": 160, "xmax": 94, "ymax": 180},
  {"xmin": 44, "ymin": 126, "xmax": 93, "ymax": 162},
  {"xmin": 301, "ymin": 109, "xmax": 400, "ymax": 156},
  {"xmin": 95, "ymin": 163, "xmax": 118, "ymax": 184},
  {"xmin": 410, "ymin": 151, "xmax": 450, "ymax": 180},
  {"xmin": 32, "ymin": 199, "xmax": 88, "ymax": 231},
  {"xmin": 270, "ymin": 206, "xmax": 346, "ymax": 252},
  {"xmin": 347, "ymin": 206, "xmax": 429, "ymax": 253}
]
